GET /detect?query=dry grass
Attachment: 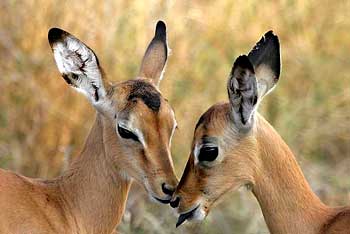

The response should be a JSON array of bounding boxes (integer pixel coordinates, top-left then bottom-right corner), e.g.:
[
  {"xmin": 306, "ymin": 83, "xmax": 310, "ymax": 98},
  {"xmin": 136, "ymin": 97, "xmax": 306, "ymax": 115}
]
[{"xmin": 0, "ymin": 0, "xmax": 349, "ymax": 233}]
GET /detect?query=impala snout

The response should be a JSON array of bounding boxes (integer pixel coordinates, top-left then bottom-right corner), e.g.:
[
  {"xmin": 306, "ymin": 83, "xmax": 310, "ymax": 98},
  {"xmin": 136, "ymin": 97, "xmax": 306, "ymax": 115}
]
[
  {"xmin": 169, "ymin": 154, "xmax": 210, "ymax": 227},
  {"xmin": 150, "ymin": 182, "xmax": 176, "ymax": 204},
  {"xmin": 170, "ymin": 190, "xmax": 208, "ymax": 227},
  {"xmin": 142, "ymin": 147, "xmax": 178, "ymax": 204},
  {"xmin": 162, "ymin": 183, "xmax": 175, "ymax": 196},
  {"xmin": 149, "ymin": 174, "xmax": 177, "ymax": 203},
  {"xmin": 149, "ymin": 179, "xmax": 177, "ymax": 204}
]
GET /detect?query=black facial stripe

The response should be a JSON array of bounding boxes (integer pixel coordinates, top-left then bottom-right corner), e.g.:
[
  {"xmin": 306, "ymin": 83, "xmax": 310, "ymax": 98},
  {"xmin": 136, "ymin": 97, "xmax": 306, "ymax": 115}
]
[
  {"xmin": 62, "ymin": 74, "xmax": 73, "ymax": 85},
  {"xmin": 92, "ymin": 84, "xmax": 99, "ymax": 102},
  {"xmin": 61, "ymin": 73, "xmax": 78, "ymax": 88},
  {"xmin": 127, "ymin": 80, "xmax": 161, "ymax": 112}
]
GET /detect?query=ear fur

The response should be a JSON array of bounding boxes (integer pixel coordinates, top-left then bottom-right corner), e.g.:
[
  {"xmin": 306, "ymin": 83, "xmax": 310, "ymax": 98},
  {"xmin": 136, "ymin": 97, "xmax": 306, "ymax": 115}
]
[
  {"xmin": 48, "ymin": 28, "xmax": 112, "ymax": 111},
  {"xmin": 227, "ymin": 31, "xmax": 281, "ymax": 131},
  {"xmin": 139, "ymin": 21, "xmax": 168, "ymax": 87},
  {"xmin": 227, "ymin": 55, "xmax": 258, "ymax": 132},
  {"xmin": 248, "ymin": 30, "xmax": 281, "ymax": 98}
]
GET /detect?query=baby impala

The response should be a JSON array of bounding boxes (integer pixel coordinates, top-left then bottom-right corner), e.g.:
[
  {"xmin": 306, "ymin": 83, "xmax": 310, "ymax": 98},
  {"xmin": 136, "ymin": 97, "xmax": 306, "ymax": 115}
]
[{"xmin": 170, "ymin": 32, "xmax": 350, "ymax": 234}]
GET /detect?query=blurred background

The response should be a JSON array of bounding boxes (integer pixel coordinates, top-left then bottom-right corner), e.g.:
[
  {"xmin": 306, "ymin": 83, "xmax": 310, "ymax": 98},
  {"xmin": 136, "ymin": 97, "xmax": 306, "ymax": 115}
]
[{"xmin": 0, "ymin": 0, "xmax": 349, "ymax": 233}]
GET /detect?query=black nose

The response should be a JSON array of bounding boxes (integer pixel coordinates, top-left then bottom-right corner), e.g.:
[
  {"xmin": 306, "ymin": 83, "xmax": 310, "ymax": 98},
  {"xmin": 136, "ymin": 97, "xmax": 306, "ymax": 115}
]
[
  {"xmin": 162, "ymin": 183, "xmax": 175, "ymax": 196},
  {"xmin": 170, "ymin": 196, "xmax": 180, "ymax": 208}
]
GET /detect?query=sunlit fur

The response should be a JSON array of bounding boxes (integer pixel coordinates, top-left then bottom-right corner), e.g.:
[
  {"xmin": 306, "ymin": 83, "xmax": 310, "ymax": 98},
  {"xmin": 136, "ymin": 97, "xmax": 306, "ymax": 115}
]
[
  {"xmin": 175, "ymin": 101, "xmax": 350, "ymax": 233},
  {"xmin": 174, "ymin": 77, "xmax": 350, "ymax": 234},
  {"xmin": 0, "ymin": 22, "xmax": 178, "ymax": 234},
  {"xmin": 175, "ymin": 103, "xmax": 258, "ymax": 216},
  {"xmin": 108, "ymin": 78, "xmax": 178, "ymax": 197},
  {"xmin": 174, "ymin": 30, "xmax": 350, "ymax": 233},
  {"xmin": 0, "ymin": 78, "xmax": 178, "ymax": 234}
]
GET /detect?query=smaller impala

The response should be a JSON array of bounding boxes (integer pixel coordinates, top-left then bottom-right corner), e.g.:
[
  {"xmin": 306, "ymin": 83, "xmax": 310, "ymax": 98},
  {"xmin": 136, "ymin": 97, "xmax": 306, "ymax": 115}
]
[
  {"xmin": 171, "ymin": 31, "xmax": 350, "ymax": 234},
  {"xmin": 0, "ymin": 21, "xmax": 178, "ymax": 234}
]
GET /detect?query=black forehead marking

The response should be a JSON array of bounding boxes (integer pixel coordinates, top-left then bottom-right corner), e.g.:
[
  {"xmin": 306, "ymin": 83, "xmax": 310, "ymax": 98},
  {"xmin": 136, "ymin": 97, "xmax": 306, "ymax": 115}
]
[{"xmin": 127, "ymin": 80, "xmax": 161, "ymax": 112}]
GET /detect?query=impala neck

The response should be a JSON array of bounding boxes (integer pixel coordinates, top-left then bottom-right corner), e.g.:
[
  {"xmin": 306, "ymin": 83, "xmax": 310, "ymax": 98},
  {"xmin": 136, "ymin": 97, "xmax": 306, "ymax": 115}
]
[
  {"xmin": 58, "ymin": 114, "xmax": 131, "ymax": 234},
  {"xmin": 252, "ymin": 117, "xmax": 330, "ymax": 234}
]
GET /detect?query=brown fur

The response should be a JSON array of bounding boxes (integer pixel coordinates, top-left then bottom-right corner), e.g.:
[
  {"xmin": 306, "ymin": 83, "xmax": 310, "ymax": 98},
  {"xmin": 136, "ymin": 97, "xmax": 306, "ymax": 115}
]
[
  {"xmin": 0, "ymin": 22, "xmax": 177, "ymax": 233},
  {"xmin": 0, "ymin": 78, "xmax": 178, "ymax": 233},
  {"xmin": 175, "ymin": 103, "xmax": 350, "ymax": 234}
]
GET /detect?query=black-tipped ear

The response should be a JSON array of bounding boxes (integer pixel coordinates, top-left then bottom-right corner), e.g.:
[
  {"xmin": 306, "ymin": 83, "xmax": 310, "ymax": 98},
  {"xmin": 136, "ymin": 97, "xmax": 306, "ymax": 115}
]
[
  {"xmin": 48, "ymin": 28, "xmax": 112, "ymax": 112},
  {"xmin": 48, "ymin": 28, "xmax": 69, "ymax": 46},
  {"xmin": 248, "ymin": 31, "xmax": 281, "ymax": 97},
  {"xmin": 227, "ymin": 55, "xmax": 258, "ymax": 131},
  {"xmin": 154, "ymin": 20, "xmax": 166, "ymax": 41},
  {"xmin": 139, "ymin": 20, "xmax": 168, "ymax": 87}
]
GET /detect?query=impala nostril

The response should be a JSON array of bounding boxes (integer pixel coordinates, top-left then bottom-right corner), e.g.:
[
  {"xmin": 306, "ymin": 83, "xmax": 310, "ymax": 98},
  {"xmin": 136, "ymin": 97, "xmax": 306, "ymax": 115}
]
[
  {"xmin": 162, "ymin": 183, "xmax": 175, "ymax": 196},
  {"xmin": 170, "ymin": 196, "xmax": 180, "ymax": 208}
]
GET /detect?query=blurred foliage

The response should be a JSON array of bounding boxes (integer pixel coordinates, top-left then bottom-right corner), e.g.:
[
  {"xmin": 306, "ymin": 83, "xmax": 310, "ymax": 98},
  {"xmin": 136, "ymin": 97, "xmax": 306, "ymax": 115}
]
[{"xmin": 0, "ymin": 0, "xmax": 350, "ymax": 233}]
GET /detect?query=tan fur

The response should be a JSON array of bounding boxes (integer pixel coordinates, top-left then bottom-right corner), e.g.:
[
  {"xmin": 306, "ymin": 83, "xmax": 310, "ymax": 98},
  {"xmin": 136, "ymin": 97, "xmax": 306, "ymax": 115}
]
[
  {"xmin": 175, "ymin": 103, "xmax": 350, "ymax": 234},
  {"xmin": 0, "ymin": 22, "xmax": 178, "ymax": 233},
  {"xmin": 0, "ymin": 77, "xmax": 178, "ymax": 234}
]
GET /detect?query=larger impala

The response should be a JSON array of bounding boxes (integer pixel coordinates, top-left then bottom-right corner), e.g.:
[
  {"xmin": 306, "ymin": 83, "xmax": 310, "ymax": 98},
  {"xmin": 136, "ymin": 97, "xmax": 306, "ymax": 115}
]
[
  {"xmin": 0, "ymin": 21, "xmax": 178, "ymax": 234},
  {"xmin": 171, "ymin": 31, "xmax": 350, "ymax": 234}
]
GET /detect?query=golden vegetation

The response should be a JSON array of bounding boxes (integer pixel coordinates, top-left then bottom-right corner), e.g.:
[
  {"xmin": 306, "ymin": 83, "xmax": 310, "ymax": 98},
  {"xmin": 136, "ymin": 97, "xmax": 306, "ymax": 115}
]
[{"xmin": 0, "ymin": 0, "xmax": 349, "ymax": 233}]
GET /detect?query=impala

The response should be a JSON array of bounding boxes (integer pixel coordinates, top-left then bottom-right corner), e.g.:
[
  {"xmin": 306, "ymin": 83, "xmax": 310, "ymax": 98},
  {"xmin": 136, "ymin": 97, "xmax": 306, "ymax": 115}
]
[
  {"xmin": 170, "ymin": 31, "xmax": 350, "ymax": 234},
  {"xmin": 0, "ymin": 21, "xmax": 178, "ymax": 234}
]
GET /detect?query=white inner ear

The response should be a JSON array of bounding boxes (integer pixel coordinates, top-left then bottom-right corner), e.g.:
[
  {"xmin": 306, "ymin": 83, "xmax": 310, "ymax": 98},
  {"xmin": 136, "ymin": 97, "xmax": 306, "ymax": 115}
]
[
  {"xmin": 52, "ymin": 36, "xmax": 106, "ymax": 103},
  {"xmin": 255, "ymin": 64, "xmax": 277, "ymax": 99}
]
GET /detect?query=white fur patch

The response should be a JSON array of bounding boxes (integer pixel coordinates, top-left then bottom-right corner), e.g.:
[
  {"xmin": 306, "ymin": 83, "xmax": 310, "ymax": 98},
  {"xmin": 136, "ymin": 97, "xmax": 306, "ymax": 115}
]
[
  {"xmin": 117, "ymin": 116, "xmax": 146, "ymax": 148},
  {"xmin": 52, "ymin": 35, "xmax": 107, "ymax": 105},
  {"xmin": 178, "ymin": 202, "xmax": 206, "ymax": 223},
  {"xmin": 192, "ymin": 207, "xmax": 206, "ymax": 221},
  {"xmin": 255, "ymin": 64, "xmax": 277, "ymax": 98},
  {"xmin": 169, "ymin": 109, "xmax": 177, "ymax": 146},
  {"xmin": 193, "ymin": 144, "xmax": 201, "ymax": 165}
]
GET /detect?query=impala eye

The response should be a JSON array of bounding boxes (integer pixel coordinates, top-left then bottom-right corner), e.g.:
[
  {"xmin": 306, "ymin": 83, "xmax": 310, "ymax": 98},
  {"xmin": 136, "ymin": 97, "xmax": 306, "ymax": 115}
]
[
  {"xmin": 117, "ymin": 125, "xmax": 139, "ymax": 142},
  {"xmin": 198, "ymin": 146, "xmax": 218, "ymax": 162}
]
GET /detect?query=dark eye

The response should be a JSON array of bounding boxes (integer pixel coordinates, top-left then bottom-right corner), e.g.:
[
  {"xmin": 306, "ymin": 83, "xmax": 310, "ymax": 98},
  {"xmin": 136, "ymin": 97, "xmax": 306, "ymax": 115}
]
[
  {"xmin": 117, "ymin": 125, "xmax": 139, "ymax": 142},
  {"xmin": 198, "ymin": 146, "xmax": 218, "ymax": 162}
]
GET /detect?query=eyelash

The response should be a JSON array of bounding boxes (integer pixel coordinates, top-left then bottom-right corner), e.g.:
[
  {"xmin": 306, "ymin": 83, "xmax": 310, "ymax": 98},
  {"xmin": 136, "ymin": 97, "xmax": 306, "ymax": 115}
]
[
  {"xmin": 198, "ymin": 146, "xmax": 219, "ymax": 162},
  {"xmin": 117, "ymin": 125, "xmax": 139, "ymax": 142}
]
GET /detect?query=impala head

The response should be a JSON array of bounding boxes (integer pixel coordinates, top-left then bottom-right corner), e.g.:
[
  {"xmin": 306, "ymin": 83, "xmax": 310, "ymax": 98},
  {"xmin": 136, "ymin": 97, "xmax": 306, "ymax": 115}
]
[
  {"xmin": 171, "ymin": 31, "xmax": 281, "ymax": 226},
  {"xmin": 48, "ymin": 21, "xmax": 178, "ymax": 203}
]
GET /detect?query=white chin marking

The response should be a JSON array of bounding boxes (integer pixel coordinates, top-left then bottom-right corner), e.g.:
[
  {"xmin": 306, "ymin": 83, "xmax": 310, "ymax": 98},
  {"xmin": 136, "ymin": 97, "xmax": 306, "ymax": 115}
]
[{"xmin": 192, "ymin": 207, "xmax": 206, "ymax": 221}]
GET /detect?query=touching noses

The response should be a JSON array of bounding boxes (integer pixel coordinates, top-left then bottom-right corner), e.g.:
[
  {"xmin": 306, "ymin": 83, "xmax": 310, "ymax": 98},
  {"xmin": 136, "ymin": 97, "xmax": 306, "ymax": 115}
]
[
  {"xmin": 162, "ymin": 183, "xmax": 175, "ymax": 196},
  {"xmin": 170, "ymin": 195, "xmax": 180, "ymax": 208}
]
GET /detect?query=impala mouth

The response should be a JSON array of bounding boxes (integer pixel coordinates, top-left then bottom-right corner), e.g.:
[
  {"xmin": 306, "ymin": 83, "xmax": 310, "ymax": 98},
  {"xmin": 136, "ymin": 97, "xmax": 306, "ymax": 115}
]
[
  {"xmin": 176, "ymin": 205, "xmax": 200, "ymax": 227},
  {"xmin": 153, "ymin": 196, "xmax": 171, "ymax": 204}
]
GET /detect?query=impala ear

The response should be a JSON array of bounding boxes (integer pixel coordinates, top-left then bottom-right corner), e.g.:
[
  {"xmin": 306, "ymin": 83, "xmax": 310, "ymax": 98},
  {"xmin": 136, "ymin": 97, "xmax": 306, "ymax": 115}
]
[
  {"xmin": 227, "ymin": 55, "xmax": 258, "ymax": 132},
  {"xmin": 139, "ymin": 21, "xmax": 168, "ymax": 88},
  {"xmin": 248, "ymin": 30, "xmax": 281, "ymax": 99},
  {"xmin": 48, "ymin": 28, "xmax": 112, "ymax": 112}
]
